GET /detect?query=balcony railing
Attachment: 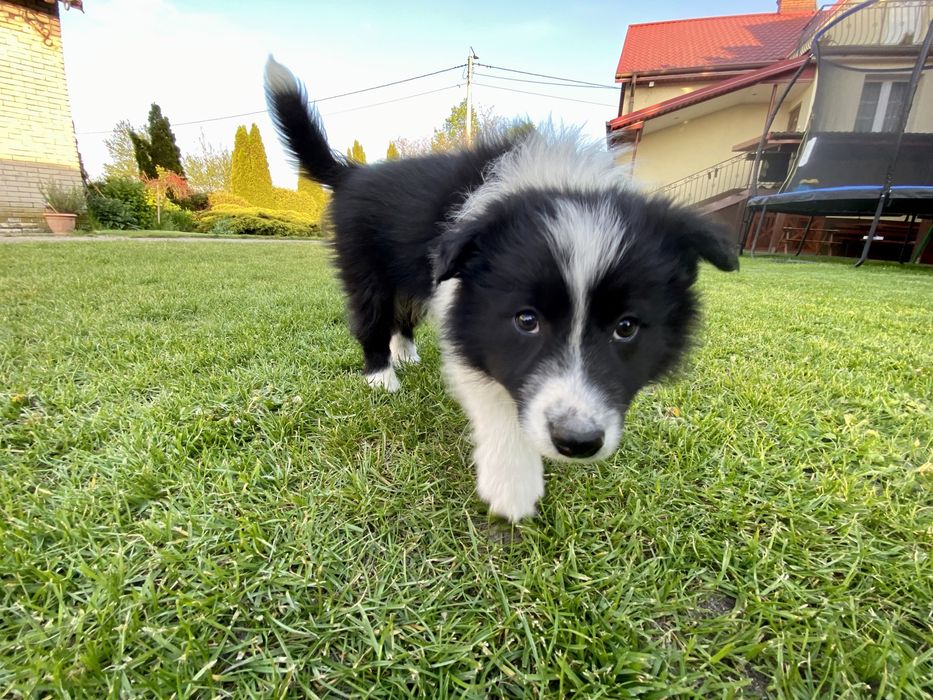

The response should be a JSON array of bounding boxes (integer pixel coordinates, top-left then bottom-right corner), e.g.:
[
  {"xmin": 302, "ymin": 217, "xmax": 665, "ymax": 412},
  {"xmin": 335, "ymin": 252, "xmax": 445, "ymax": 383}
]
[
  {"xmin": 793, "ymin": 1, "xmax": 933, "ymax": 56},
  {"xmin": 792, "ymin": 4, "xmax": 841, "ymax": 57},
  {"xmin": 653, "ymin": 154, "xmax": 754, "ymax": 207}
]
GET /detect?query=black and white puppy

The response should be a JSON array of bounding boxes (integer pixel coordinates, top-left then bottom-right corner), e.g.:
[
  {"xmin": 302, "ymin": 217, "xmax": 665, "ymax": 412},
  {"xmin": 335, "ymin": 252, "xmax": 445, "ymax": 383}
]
[{"xmin": 265, "ymin": 58, "xmax": 738, "ymax": 522}]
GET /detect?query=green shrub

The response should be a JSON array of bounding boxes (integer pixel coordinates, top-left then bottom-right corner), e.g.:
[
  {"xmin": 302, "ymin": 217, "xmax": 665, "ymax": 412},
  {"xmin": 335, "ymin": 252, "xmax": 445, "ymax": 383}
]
[
  {"xmin": 99, "ymin": 177, "xmax": 154, "ymax": 224},
  {"xmin": 270, "ymin": 187, "xmax": 303, "ymax": 211},
  {"xmin": 177, "ymin": 192, "xmax": 210, "ymax": 211},
  {"xmin": 75, "ymin": 211, "xmax": 95, "ymax": 232},
  {"xmin": 86, "ymin": 191, "xmax": 137, "ymax": 229},
  {"xmin": 208, "ymin": 191, "xmax": 251, "ymax": 208},
  {"xmin": 159, "ymin": 208, "xmax": 196, "ymax": 232},
  {"xmin": 205, "ymin": 215, "xmax": 296, "ymax": 237},
  {"xmin": 87, "ymin": 177, "xmax": 155, "ymax": 229},
  {"xmin": 269, "ymin": 187, "xmax": 328, "ymax": 219},
  {"xmin": 196, "ymin": 204, "xmax": 322, "ymax": 237}
]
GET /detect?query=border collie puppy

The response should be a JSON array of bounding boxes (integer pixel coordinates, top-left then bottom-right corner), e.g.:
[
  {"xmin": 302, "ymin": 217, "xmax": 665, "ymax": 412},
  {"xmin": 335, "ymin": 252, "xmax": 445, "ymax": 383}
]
[{"xmin": 265, "ymin": 58, "xmax": 738, "ymax": 522}]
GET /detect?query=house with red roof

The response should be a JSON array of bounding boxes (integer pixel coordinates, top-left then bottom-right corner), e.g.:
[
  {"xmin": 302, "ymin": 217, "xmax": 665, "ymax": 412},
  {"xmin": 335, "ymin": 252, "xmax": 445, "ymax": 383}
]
[
  {"xmin": 608, "ymin": 0, "xmax": 933, "ymax": 264},
  {"xmin": 609, "ymin": 0, "xmax": 819, "ymax": 198}
]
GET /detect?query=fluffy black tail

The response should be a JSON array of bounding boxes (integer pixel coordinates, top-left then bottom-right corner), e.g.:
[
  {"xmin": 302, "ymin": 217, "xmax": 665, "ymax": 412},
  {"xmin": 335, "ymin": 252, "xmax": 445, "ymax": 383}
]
[{"xmin": 264, "ymin": 56, "xmax": 349, "ymax": 189}]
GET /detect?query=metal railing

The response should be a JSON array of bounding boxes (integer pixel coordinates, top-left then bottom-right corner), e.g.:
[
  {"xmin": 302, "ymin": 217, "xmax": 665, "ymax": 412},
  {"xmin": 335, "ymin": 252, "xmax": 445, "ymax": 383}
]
[
  {"xmin": 792, "ymin": 1, "xmax": 933, "ymax": 56},
  {"xmin": 792, "ymin": 3, "xmax": 851, "ymax": 56},
  {"xmin": 653, "ymin": 154, "xmax": 754, "ymax": 207}
]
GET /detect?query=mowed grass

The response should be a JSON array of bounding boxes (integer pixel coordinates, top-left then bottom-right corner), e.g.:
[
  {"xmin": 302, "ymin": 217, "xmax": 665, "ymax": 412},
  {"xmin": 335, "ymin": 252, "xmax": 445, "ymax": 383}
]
[{"xmin": 1, "ymin": 241, "xmax": 931, "ymax": 698}]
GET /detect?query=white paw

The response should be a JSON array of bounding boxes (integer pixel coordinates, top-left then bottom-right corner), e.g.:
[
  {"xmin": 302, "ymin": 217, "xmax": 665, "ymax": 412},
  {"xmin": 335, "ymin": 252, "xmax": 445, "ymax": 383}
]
[
  {"xmin": 390, "ymin": 334, "xmax": 421, "ymax": 366},
  {"xmin": 366, "ymin": 366, "xmax": 400, "ymax": 392},
  {"xmin": 476, "ymin": 462, "xmax": 544, "ymax": 523}
]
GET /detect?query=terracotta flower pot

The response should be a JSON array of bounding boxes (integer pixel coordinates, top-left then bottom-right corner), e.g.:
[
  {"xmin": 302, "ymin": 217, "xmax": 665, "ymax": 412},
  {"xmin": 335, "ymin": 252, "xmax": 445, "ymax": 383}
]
[{"xmin": 44, "ymin": 212, "xmax": 77, "ymax": 235}]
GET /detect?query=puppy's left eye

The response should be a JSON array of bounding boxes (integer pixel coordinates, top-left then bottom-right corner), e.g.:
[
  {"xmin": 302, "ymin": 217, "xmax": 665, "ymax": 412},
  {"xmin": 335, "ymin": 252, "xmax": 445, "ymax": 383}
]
[
  {"xmin": 514, "ymin": 310, "xmax": 540, "ymax": 335},
  {"xmin": 612, "ymin": 317, "xmax": 640, "ymax": 342}
]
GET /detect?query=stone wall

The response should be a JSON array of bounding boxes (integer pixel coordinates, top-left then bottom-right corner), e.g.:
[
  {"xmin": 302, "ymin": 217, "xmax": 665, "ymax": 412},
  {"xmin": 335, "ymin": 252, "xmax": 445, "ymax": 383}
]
[{"xmin": 0, "ymin": 0, "xmax": 83, "ymax": 229}]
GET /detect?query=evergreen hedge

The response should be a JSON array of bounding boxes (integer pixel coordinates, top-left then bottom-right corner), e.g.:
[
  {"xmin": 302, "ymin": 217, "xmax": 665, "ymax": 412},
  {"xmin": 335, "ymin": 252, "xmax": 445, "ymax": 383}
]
[{"xmin": 196, "ymin": 204, "xmax": 323, "ymax": 237}]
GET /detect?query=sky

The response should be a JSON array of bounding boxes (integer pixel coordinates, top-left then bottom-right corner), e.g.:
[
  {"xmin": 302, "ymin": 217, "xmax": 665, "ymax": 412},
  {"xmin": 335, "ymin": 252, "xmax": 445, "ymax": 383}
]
[{"xmin": 60, "ymin": 0, "xmax": 782, "ymax": 187}]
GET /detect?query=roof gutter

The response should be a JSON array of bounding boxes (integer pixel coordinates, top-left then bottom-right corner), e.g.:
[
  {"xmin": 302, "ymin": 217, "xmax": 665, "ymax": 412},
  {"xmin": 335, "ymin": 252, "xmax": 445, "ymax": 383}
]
[
  {"xmin": 607, "ymin": 53, "xmax": 812, "ymax": 132},
  {"xmin": 615, "ymin": 62, "xmax": 774, "ymax": 82}
]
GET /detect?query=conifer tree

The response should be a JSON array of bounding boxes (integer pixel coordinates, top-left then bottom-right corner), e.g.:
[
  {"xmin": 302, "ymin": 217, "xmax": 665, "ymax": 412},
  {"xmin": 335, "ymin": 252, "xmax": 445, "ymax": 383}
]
[
  {"xmin": 297, "ymin": 175, "xmax": 319, "ymax": 195},
  {"xmin": 129, "ymin": 131, "xmax": 156, "ymax": 178},
  {"xmin": 346, "ymin": 139, "xmax": 367, "ymax": 164},
  {"xmin": 248, "ymin": 124, "xmax": 274, "ymax": 206},
  {"xmin": 146, "ymin": 104, "xmax": 185, "ymax": 176},
  {"xmin": 229, "ymin": 123, "xmax": 276, "ymax": 206},
  {"xmin": 298, "ymin": 175, "xmax": 329, "ymax": 217},
  {"xmin": 129, "ymin": 103, "xmax": 185, "ymax": 178},
  {"xmin": 230, "ymin": 125, "xmax": 251, "ymax": 200},
  {"xmin": 386, "ymin": 142, "xmax": 400, "ymax": 161}
]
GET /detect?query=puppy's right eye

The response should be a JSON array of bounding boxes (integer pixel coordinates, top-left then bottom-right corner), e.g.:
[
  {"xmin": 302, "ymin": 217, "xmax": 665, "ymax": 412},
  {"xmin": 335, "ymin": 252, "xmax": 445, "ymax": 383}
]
[
  {"xmin": 514, "ymin": 310, "xmax": 540, "ymax": 335},
  {"xmin": 612, "ymin": 316, "xmax": 640, "ymax": 342}
]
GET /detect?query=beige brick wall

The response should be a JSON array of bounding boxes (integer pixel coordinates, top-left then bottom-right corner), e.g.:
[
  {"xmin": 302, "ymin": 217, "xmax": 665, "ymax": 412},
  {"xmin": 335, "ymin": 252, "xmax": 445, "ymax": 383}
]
[
  {"xmin": 0, "ymin": 157, "xmax": 81, "ymax": 217},
  {"xmin": 0, "ymin": 0, "xmax": 83, "ymax": 221}
]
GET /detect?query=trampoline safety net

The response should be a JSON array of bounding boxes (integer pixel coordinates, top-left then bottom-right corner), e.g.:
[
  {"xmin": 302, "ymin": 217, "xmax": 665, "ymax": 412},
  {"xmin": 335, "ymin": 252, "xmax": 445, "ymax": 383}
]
[{"xmin": 764, "ymin": 1, "xmax": 933, "ymax": 211}]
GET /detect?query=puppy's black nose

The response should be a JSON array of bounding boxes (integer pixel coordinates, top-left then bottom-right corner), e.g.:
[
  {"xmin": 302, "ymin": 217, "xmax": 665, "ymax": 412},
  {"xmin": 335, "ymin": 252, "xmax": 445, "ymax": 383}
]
[{"xmin": 550, "ymin": 425, "xmax": 604, "ymax": 458}]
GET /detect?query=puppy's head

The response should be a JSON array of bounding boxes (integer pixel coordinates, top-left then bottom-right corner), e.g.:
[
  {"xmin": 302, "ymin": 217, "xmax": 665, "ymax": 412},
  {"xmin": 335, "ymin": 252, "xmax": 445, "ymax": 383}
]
[{"xmin": 435, "ymin": 188, "xmax": 738, "ymax": 462}]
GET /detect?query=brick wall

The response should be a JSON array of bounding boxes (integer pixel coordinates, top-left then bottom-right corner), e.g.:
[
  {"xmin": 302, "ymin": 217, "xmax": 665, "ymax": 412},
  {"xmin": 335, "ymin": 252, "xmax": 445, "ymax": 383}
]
[{"xmin": 0, "ymin": 0, "xmax": 83, "ymax": 227}]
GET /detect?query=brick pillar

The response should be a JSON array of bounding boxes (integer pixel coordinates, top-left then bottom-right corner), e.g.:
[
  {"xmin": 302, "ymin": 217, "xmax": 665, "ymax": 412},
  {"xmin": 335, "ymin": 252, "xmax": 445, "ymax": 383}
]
[{"xmin": 0, "ymin": 0, "xmax": 84, "ymax": 231}]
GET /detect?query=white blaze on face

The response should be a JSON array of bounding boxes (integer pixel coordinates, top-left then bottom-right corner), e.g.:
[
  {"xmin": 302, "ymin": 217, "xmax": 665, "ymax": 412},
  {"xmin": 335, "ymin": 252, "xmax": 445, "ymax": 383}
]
[
  {"xmin": 521, "ymin": 199, "xmax": 629, "ymax": 461},
  {"xmin": 546, "ymin": 199, "xmax": 629, "ymax": 353}
]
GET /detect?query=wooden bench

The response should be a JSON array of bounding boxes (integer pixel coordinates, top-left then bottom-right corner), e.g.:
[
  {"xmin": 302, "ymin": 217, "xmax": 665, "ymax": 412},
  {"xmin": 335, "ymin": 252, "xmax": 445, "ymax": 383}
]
[
  {"xmin": 780, "ymin": 226, "xmax": 839, "ymax": 255},
  {"xmin": 780, "ymin": 217, "xmax": 921, "ymax": 261}
]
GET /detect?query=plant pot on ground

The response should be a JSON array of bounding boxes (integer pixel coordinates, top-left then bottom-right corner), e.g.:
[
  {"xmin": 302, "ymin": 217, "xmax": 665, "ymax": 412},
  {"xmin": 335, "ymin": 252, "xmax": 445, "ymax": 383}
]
[{"xmin": 38, "ymin": 180, "xmax": 87, "ymax": 235}]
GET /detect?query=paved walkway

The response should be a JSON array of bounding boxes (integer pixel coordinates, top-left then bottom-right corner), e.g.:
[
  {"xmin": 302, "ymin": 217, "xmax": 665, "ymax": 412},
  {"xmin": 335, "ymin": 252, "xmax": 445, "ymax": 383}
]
[{"xmin": 0, "ymin": 235, "xmax": 322, "ymax": 244}]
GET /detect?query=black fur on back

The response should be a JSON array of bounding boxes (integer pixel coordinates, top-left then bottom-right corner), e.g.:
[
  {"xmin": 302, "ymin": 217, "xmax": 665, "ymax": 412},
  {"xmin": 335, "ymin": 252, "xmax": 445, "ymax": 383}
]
[
  {"xmin": 263, "ymin": 57, "xmax": 515, "ymax": 372},
  {"xmin": 326, "ymin": 144, "xmax": 515, "ymax": 372}
]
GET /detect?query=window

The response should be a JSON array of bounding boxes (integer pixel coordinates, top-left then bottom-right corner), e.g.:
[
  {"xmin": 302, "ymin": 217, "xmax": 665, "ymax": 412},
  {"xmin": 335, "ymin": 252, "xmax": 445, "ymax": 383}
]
[
  {"xmin": 787, "ymin": 104, "xmax": 801, "ymax": 132},
  {"xmin": 854, "ymin": 79, "xmax": 910, "ymax": 132}
]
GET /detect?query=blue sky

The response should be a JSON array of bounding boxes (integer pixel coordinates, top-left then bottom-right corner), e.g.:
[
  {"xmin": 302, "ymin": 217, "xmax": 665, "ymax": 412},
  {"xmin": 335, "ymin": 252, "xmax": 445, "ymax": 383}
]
[{"xmin": 61, "ymin": 0, "xmax": 782, "ymax": 186}]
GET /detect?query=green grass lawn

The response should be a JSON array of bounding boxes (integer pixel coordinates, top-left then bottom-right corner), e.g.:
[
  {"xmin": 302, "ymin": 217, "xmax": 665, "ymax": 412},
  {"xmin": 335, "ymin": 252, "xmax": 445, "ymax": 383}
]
[
  {"xmin": 73, "ymin": 230, "xmax": 319, "ymax": 240},
  {"xmin": 1, "ymin": 241, "xmax": 931, "ymax": 698},
  {"xmin": 76, "ymin": 229, "xmax": 240, "ymax": 239}
]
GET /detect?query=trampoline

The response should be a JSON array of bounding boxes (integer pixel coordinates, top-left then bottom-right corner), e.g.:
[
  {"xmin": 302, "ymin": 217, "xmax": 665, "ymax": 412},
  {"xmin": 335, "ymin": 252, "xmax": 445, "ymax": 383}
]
[
  {"xmin": 747, "ymin": 185, "xmax": 933, "ymax": 216},
  {"xmin": 742, "ymin": 0, "xmax": 933, "ymax": 265}
]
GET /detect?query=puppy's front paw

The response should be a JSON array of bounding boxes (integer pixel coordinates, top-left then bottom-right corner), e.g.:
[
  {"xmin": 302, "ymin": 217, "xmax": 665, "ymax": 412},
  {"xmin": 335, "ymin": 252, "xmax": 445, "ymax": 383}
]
[
  {"xmin": 366, "ymin": 367, "xmax": 400, "ymax": 392},
  {"xmin": 476, "ymin": 464, "xmax": 544, "ymax": 523}
]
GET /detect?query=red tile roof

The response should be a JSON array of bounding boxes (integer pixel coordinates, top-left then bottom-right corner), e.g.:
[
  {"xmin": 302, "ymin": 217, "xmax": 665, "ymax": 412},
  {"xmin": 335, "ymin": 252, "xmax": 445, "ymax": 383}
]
[
  {"xmin": 608, "ymin": 53, "xmax": 812, "ymax": 132},
  {"xmin": 616, "ymin": 11, "xmax": 816, "ymax": 78}
]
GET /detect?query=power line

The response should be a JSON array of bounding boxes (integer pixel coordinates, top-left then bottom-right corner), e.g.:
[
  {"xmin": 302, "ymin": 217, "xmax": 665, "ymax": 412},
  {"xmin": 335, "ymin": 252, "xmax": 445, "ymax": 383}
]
[
  {"xmin": 324, "ymin": 84, "xmax": 461, "ymax": 116},
  {"xmin": 475, "ymin": 63, "xmax": 617, "ymax": 89},
  {"xmin": 473, "ymin": 82, "xmax": 618, "ymax": 108},
  {"xmin": 75, "ymin": 60, "xmax": 618, "ymax": 138},
  {"xmin": 75, "ymin": 64, "xmax": 466, "ymax": 135},
  {"xmin": 474, "ymin": 72, "xmax": 620, "ymax": 90},
  {"xmin": 308, "ymin": 64, "xmax": 465, "ymax": 103}
]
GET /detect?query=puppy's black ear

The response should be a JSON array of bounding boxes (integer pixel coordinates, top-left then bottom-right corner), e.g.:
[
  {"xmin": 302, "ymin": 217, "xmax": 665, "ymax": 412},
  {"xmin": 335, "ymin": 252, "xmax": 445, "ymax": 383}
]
[
  {"xmin": 674, "ymin": 210, "xmax": 740, "ymax": 272},
  {"xmin": 434, "ymin": 221, "xmax": 483, "ymax": 283}
]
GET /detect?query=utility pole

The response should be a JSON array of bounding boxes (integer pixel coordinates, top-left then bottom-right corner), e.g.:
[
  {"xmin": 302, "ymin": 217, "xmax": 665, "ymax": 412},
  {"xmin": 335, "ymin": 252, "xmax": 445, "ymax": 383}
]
[{"xmin": 465, "ymin": 48, "xmax": 478, "ymax": 146}]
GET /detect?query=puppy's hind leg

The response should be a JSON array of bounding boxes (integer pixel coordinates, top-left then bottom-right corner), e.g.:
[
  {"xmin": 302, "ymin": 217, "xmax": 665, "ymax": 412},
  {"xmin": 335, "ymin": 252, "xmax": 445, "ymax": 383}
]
[
  {"xmin": 350, "ymin": 284, "xmax": 399, "ymax": 392},
  {"xmin": 390, "ymin": 310, "xmax": 421, "ymax": 367}
]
